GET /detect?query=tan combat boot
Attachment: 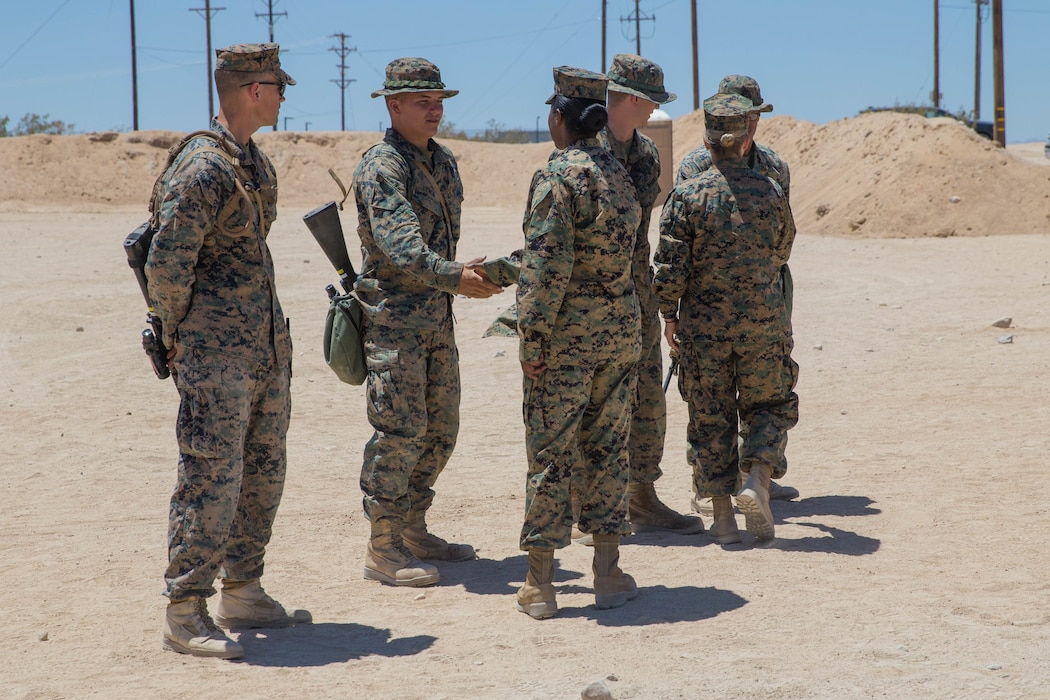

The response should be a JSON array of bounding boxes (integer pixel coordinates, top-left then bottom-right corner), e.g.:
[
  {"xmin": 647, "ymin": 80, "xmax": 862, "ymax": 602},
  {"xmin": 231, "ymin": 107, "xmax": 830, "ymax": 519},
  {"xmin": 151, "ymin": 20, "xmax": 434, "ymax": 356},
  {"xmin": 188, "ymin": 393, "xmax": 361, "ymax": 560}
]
[
  {"xmin": 708, "ymin": 495, "xmax": 742, "ymax": 545},
  {"xmin": 768, "ymin": 479, "xmax": 800, "ymax": 501},
  {"xmin": 592, "ymin": 534, "xmax": 639, "ymax": 610},
  {"xmin": 692, "ymin": 471, "xmax": 744, "ymax": 516},
  {"xmin": 736, "ymin": 464, "xmax": 775, "ymax": 541},
  {"xmin": 516, "ymin": 549, "xmax": 558, "ymax": 619},
  {"xmin": 571, "ymin": 524, "xmax": 595, "ymax": 547},
  {"xmin": 364, "ymin": 519, "xmax": 441, "ymax": 587},
  {"xmin": 162, "ymin": 597, "xmax": 244, "ymax": 659},
  {"xmin": 628, "ymin": 482, "xmax": 705, "ymax": 534},
  {"xmin": 402, "ymin": 511, "xmax": 476, "ymax": 561},
  {"xmin": 215, "ymin": 579, "xmax": 312, "ymax": 629}
]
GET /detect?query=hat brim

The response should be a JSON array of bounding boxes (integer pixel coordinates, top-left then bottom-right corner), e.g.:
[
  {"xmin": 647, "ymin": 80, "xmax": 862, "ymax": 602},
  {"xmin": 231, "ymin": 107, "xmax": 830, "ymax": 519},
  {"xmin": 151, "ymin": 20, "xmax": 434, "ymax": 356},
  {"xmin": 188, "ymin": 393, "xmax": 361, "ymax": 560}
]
[
  {"xmin": 608, "ymin": 83, "xmax": 676, "ymax": 105},
  {"xmin": 754, "ymin": 102, "xmax": 773, "ymax": 113},
  {"xmin": 370, "ymin": 87, "xmax": 459, "ymax": 99},
  {"xmin": 276, "ymin": 68, "xmax": 296, "ymax": 86}
]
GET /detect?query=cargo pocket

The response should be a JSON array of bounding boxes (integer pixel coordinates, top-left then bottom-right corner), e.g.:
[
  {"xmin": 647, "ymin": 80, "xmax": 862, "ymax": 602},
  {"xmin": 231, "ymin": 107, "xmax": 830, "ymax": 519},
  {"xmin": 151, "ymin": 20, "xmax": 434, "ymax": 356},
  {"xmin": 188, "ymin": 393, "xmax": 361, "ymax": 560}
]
[
  {"xmin": 364, "ymin": 346, "xmax": 407, "ymax": 432},
  {"xmin": 174, "ymin": 354, "xmax": 247, "ymax": 459}
]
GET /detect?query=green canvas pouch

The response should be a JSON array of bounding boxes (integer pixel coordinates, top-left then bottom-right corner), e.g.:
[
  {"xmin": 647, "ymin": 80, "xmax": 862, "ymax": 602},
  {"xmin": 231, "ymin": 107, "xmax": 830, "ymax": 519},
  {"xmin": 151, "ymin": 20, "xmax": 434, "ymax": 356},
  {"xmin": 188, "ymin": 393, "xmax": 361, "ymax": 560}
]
[{"xmin": 323, "ymin": 293, "xmax": 366, "ymax": 385}]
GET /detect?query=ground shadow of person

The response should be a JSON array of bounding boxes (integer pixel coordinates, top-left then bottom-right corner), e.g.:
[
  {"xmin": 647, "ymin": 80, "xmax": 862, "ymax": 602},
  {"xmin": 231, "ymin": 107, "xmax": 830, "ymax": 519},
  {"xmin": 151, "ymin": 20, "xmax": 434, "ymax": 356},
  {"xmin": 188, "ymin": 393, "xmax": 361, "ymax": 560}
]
[
  {"xmin": 629, "ymin": 495, "xmax": 881, "ymax": 555},
  {"xmin": 776, "ymin": 495, "xmax": 881, "ymax": 519},
  {"xmin": 234, "ymin": 622, "xmax": 436, "ymax": 667},
  {"xmin": 548, "ymin": 585, "xmax": 747, "ymax": 626},
  {"xmin": 438, "ymin": 553, "xmax": 586, "ymax": 596},
  {"xmin": 766, "ymin": 521, "xmax": 880, "ymax": 556}
]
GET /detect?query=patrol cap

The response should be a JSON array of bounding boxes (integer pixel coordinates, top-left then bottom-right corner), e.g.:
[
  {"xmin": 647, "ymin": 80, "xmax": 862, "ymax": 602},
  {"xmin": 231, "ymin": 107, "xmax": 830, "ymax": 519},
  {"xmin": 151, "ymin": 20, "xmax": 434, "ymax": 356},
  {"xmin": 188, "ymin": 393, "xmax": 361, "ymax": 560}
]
[
  {"xmin": 718, "ymin": 74, "xmax": 772, "ymax": 113},
  {"xmin": 545, "ymin": 66, "xmax": 608, "ymax": 105},
  {"xmin": 215, "ymin": 43, "xmax": 296, "ymax": 85},
  {"xmin": 371, "ymin": 57, "xmax": 459, "ymax": 98},
  {"xmin": 607, "ymin": 54, "xmax": 676, "ymax": 105},
  {"xmin": 703, "ymin": 92, "xmax": 755, "ymax": 143}
]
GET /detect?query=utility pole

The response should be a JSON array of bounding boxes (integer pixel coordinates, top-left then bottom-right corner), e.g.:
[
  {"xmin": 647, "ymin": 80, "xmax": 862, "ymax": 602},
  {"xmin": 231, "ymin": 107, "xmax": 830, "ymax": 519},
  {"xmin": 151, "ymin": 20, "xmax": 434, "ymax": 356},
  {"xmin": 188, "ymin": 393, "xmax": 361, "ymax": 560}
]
[
  {"xmin": 992, "ymin": 0, "xmax": 1005, "ymax": 145},
  {"xmin": 190, "ymin": 0, "xmax": 225, "ymax": 123},
  {"xmin": 255, "ymin": 0, "xmax": 287, "ymax": 131},
  {"xmin": 691, "ymin": 0, "xmax": 699, "ymax": 110},
  {"xmin": 974, "ymin": 0, "xmax": 988, "ymax": 120},
  {"xmin": 255, "ymin": 0, "xmax": 286, "ymax": 42},
  {"xmin": 130, "ymin": 0, "xmax": 138, "ymax": 130},
  {"xmin": 601, "ymin": 0, "xmax": 606, "ymax": 71},
  {"xmin": 932, "ymin": 0, "xmax": 940, "ymax": 109},
  {"xmin": 330, "ymin": 33, "xmax": 356, "ymax": 132},
  {"xmin": 620, "ymin": 0, "xmax": 654, "ymax": 55},
  {"xmin": 283, "ymin": 116, "xmax": 294, "ymax": 131}
]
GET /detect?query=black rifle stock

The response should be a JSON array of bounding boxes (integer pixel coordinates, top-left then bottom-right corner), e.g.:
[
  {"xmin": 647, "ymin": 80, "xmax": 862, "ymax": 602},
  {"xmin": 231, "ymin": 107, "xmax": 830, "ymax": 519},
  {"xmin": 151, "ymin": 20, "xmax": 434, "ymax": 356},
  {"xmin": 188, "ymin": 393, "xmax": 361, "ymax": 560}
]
[
  {"xmin": 123, "ymin": 222, "xmax": 171, "ymax": 380},
  {"xmin": 303, "ymin": 201, "xmax": 356, "ymax": 293}
]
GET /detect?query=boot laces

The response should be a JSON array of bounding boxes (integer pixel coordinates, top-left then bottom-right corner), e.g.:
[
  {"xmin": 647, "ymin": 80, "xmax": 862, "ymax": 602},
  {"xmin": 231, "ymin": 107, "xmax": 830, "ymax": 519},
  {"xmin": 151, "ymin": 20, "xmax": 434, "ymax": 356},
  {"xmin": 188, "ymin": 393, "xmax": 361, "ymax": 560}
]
[{"xmin": 194, "ymin": 598, "xmax": 221, "ymax": 635}]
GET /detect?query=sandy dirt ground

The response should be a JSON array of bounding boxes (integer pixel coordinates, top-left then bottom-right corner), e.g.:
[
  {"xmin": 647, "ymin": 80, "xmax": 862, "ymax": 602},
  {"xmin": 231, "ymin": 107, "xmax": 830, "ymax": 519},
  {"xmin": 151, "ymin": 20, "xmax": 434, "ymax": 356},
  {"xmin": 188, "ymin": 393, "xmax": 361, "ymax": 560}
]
[{"xmin": 3, "ymin": 114, "xmax": 1050, "ymax": 698}]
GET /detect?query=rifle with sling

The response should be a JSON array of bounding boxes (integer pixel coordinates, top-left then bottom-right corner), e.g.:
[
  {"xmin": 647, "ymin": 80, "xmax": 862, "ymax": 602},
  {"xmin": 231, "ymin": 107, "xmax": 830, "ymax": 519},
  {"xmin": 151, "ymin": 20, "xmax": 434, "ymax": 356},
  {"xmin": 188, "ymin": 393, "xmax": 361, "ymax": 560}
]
[{"xmin": 304, "ymin": 169, "xmax": 367, "ymax": 385}]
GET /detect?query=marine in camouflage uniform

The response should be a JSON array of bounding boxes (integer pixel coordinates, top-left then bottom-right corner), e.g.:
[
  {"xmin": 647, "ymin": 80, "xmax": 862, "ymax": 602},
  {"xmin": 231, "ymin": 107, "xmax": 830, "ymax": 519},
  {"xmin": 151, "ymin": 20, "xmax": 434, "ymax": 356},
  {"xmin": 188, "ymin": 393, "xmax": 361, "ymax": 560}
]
[
  {"xmin": 353, "ymin": 58, "xmax": 502, "ymax": 589},
  {"xmin": 597, "ymin": 54, "xmax": 703, "ymax": 536},
  {"xmin": 515, "ymin": 67, "xmax": 641, "ymax": 619},
  {"xmin": 654, "ymin": 93, "xmax": 799, "ymax": 544},
  {"xmin": 676, "ymin": 75, "xmax": 799, "ymax": 501},
  {"xmin": 146, "ymin": 43, "xmax": 308, "ymax": 660}
]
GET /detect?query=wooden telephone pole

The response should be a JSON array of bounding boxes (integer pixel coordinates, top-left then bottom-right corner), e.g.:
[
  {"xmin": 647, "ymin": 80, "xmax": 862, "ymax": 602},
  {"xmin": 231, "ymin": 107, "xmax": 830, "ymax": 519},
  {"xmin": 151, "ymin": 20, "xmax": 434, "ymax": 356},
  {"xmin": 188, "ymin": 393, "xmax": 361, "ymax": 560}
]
[
  {"xmin": 190, "ymin": 0, "xmax": 225, "ymax": 122},
  {"xmin": 974, "ymin": 0, "xmax": 988, "ymax": 120},
  {"xmin": 932, "ymin": 0, "xmax": 940, "ymax": 109},
  {"xmin": 691, "ymin": 0, "xmax": 699, "ymax": 110},
  {"xmin": 991, "ymin": 0, "xmax": 1005, "ymax": 145}
]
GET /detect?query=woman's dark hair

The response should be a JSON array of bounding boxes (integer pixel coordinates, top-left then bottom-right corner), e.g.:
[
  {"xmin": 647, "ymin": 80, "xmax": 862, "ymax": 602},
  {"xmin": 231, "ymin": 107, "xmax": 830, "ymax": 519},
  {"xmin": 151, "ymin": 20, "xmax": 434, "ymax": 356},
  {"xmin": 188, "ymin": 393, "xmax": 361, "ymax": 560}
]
[{"xmin": 551, "ymin": 95, "xmax": 608, "ymax": 139}]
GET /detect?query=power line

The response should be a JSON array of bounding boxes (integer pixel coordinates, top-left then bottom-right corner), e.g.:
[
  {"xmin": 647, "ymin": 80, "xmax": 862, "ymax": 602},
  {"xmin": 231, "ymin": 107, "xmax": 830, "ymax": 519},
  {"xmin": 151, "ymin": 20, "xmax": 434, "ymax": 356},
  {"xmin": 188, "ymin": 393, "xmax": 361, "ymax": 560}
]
[
  {"xmin": 330, "ymin": 33, "xmax": 356, "ymax": 132},
  {"xmin": 256, "ymin": 1, "xmax": 288, "ymax": 131},
  {"xmin": 189, "ymin": 0, "xmax": 225, "ymax": 123},
  {"xmin": 620, "ymin": 0, "xmax": 655, "ymax": 55},
  {"xmin": 255, "ymin": 0, "xmax": 287, "ymax": 43},
  {"xmin": 0, "ymin": 0, "xmax": 74, "ymax": 71}
]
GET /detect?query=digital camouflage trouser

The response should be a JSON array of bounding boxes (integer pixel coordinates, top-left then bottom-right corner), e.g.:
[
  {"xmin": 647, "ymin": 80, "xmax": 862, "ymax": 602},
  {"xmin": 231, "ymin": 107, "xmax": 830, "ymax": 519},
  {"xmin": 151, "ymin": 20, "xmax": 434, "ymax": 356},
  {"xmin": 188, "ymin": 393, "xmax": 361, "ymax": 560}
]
[
  {"xmin": 679, "ymin": 337, "xmax": 798, "ymax": 498},
  {"xmin": 165, "ymin": 348, "xmax": 290, "ymax": 601},
  {"xmin": 628, "ymin": 312, "xmax": 666, "ymax": 485},
  {"xmin": 360, "ymin": 323, "xmax": 460, "ymax": 528},
  {"xmin": 521, "ymin": 347, "xmax": 637, "ymax": 551}
]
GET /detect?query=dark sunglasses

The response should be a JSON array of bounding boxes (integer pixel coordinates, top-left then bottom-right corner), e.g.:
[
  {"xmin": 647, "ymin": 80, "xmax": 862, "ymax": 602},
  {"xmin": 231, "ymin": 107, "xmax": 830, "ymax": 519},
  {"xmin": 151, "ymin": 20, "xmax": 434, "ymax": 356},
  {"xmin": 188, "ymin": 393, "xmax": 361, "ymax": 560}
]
[{"xmin": 241, "ymin": 80, "xmax": 286, "ymax": 97}]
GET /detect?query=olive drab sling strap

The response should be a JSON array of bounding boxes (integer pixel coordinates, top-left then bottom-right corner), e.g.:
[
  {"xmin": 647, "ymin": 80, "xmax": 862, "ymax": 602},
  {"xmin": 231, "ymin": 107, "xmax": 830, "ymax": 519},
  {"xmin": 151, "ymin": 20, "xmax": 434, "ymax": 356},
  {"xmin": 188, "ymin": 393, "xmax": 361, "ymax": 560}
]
[
  {"xmin": 413, "ymin": 157, "xmax": 458, "ymax": 319},
  {"xmin": 148, "ymin": 129, "xmax": 266, "ymax": 236},
  {"xmin": 147, "ymin": 130, "xmax": 282, "ymax": 358},
  {"xmin": 413, "ymin": 158, "xmax": 454, "ymax": 253}
]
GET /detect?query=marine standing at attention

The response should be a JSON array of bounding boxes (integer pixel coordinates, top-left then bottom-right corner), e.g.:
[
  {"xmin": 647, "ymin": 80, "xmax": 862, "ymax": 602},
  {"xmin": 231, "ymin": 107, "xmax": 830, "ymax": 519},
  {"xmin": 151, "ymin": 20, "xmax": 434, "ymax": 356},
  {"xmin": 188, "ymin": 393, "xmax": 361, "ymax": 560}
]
[
  {"xmin": 515, "ymin": 67, "xmax": 642, "ymax": 619},
  {"xmin": 147, "ymin": 43, "xmax": 310, "ymax": 660},
  {"xmin": 351, "ymin": 57, "xmax": 502, "ymax": 588}
]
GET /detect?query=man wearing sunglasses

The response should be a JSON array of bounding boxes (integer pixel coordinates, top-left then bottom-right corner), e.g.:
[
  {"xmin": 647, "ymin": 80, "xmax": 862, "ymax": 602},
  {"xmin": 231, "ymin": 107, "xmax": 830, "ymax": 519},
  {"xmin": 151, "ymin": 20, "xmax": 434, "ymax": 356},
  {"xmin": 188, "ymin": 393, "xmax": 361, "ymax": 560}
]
[{"xmin": 147, "ymin": 43, "xmax": 309, "ymax": 660}]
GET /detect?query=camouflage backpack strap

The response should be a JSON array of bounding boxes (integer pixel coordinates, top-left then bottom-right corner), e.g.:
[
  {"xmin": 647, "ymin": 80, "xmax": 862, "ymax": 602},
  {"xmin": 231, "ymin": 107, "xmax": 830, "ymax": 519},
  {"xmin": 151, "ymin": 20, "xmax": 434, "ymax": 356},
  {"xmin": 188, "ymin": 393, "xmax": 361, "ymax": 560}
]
[{"xmin": 148, "ymin": 130, "xmax": 261, "ymax": 233}]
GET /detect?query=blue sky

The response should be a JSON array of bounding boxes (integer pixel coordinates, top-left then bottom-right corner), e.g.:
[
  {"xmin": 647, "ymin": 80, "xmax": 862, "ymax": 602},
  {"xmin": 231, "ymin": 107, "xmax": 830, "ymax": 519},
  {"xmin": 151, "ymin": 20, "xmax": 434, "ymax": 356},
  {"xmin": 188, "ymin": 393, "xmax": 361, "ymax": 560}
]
[{"xmin": 3, "ymin": 1, "xmax": 1049, "ymax": 142}]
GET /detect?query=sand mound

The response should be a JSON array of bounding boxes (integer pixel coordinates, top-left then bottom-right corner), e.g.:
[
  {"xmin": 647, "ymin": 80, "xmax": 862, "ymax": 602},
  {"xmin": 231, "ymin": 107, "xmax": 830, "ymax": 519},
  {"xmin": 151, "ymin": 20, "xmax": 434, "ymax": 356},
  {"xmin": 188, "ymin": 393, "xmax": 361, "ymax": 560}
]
[{"xmin": 2, "ymin": 111, "xmax": 1048, "ymax": 237}]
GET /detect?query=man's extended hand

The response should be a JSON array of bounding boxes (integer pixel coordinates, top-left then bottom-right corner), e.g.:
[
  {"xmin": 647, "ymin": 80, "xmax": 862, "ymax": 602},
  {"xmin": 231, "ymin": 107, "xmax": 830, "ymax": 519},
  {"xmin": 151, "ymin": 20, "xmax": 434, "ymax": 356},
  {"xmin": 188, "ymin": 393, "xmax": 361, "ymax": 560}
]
[{"xmin": 458, "ymin": 256, "xmax": 503, "ymax": 298}]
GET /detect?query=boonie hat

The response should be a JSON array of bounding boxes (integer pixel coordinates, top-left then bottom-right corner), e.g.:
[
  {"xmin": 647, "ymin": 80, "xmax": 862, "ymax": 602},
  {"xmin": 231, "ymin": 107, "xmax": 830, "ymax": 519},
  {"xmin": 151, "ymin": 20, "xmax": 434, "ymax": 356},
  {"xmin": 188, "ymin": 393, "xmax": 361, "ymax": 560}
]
[
  {"xmin": 545, "ymin": 66, "xmax": 608, "ymax": 105},
  {"xmin": 371, "ymin": 57, "xmax": 459, "ymax": 98},
  {"xmin": 704, "ymin": 92, "xmax": 755, "ymax": 141},
  {"xmin": 215, "ymin": 43, "xmax": 296, "ymax": 85},
  {"xmin": 718, "ymin": 74, "xmax": 772, "ymax": 113},
  {"xmin": 607, "ymin": 54, "xmax": 676, "ymax": 104}
]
